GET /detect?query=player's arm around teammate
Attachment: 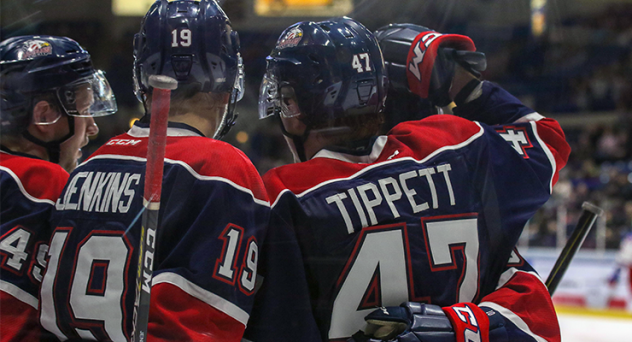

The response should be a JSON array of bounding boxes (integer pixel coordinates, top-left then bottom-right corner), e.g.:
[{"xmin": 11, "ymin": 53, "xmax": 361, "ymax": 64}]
[
  {"xmin": 0, "ymin": 35, "xmax": 116, "ymax": 341},
  {"xmin": 350, "ymin": 25, "xmax": 570, "ymax": 342}
]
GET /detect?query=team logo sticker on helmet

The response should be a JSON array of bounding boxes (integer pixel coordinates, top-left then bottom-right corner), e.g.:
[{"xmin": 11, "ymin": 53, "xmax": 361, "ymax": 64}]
[
  {"xmin": 18, "ymin": 40, "xmax": 53, "ymax": 60},
  {"xmin": 277, "ymin": 27, "xmax": 303, "ymax": 49}
]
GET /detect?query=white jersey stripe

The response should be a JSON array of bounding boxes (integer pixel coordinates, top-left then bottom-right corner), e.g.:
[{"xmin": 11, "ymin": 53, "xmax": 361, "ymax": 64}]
[
  {"xmin": 478, "ymin": 301, "xmax": 548, "ymax": 342},
  {"xmin": 0, "ymin": 166, "xmax": 56, "ymax": 206},
  {"xmin": 514, "ymin": 112, "xmax": 545, "ymax": 123},
  {"xmin": 0, "ymin": 280, "xmax": 38, "ymax": 309},
  {"xmin": 127, "ymin": 125, "xmax": 203, "ymax": 138},
  {"xmin": 312, "ymin": 136, "xmax": 389, "ymax": 164},
  {"xmin": 495, "ymin": 267, "xmax": 546, "ymax": 290},
  {"xmin": 151, "ymin": 272, "xmax": 249, "ymax": 326},
  {"xmin": 271, "ymin": 123, "xmax": 486, "ymax": 208},
  {"xmin": 529, "ymin": 121, "xmax": 557, "ymax": 194},
  {"xmin": 81, "ymin": 154, "xmax": 269, "ymax": 207}
]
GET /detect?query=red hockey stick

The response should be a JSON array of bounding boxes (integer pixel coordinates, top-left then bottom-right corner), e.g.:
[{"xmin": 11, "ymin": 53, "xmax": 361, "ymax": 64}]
[{"xmin": 132, "ymin": 75, "xmax": 177, "ymax": 342}]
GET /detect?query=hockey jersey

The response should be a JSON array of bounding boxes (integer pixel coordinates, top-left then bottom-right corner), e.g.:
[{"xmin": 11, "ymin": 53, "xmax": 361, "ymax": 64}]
[
  {"xmin": 245, "ymin": 82, "xmax": 570, "ymax": 342},
  {"xmin": 39, "ymin": 122, "xmax": 270, "ymax": 342},
  {"xmin": 1, "ymin": 147, "xmax": 69, "ymax": 342}
]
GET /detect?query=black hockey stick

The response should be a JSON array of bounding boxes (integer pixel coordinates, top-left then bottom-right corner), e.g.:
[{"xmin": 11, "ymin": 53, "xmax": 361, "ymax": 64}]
[
  {"xmin": 132, "ymin": 75, "xmax": 177, "ymax": 342},
  {"xmin": 545, "ymin": 201, "xmax": 603, "ymax": 295}
]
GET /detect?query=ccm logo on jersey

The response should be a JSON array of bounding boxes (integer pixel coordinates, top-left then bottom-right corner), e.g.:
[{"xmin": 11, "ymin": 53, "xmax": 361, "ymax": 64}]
[
  {"xmin": 408, "ymin": 32, "xmax": 443, "ymax": 81},
  {"xmin": 107, "ymin": 139, "xmax": 142, "ymax": 146},
  {"xmin": 496, "ymin": 126, "xmax": 533, "ymax": 158}
]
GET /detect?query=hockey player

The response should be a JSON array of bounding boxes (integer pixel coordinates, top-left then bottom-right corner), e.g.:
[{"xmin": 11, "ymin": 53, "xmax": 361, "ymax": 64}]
[
  {"xmin": 246, "ymin": 18, "xmax": 569, "ymax": 342},
  {"xmin": 0, "ymin": 36, "xmax": 116, "ymax": 341},
  {"xmin": 38, "ymin": 1, "xmax": 268, "ymax": 341}
]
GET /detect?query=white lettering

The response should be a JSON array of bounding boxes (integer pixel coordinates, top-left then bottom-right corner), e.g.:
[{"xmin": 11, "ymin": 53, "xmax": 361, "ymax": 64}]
[
  {"xmin": 56, "ymin": 172, "xmax": 141, "ymax": 213},
  {"xmin": 106, "ymin": 139, "xmax": 142, "ymax": 146},
  {"xmin": 120, "ymin": 174, "xmax": 140, "ymax": 213},
  {"xmin": 327, "ymin": 193, "xmax": 354, "ymax": 234},
  {"xmin": 400, "ymin": 170, "xmax": 429, "ymax": 213},
  {"xmin": 348, "ymin": 188, "xmax": 368, "ymax": 228},
  {"xmin": 357, "ymin": 183, "xmax": 382, "ymax": 226},
  {"xmin": 324, "ymin": 163, "xmax": 458, "ymax": 234},
  {"xmin": 419, "ymin": 168, "xmax": 438, "ymax": 209},
  {"xmin": 378, "ymin": 177, "xmax": 402, "ymax": 218},
  {"xmin": 436, "ymin": 164, "xmax": 455, "ymax": 206}
]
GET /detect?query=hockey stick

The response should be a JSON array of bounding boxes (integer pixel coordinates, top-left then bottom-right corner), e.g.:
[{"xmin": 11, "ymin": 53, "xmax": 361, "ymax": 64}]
[
  {"xmin": 545, "ymin": 201, "xmax": 603, "ymax": 295},
  {"xmin": 132, "ymin": 75, "xmax": 177, "ymax": 342}
]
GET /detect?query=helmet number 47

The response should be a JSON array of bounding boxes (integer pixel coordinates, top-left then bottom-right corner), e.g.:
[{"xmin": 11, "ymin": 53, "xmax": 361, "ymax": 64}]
[{"xmin": 352, "ymin": 53, "xmax": 372, "ymax": 73}]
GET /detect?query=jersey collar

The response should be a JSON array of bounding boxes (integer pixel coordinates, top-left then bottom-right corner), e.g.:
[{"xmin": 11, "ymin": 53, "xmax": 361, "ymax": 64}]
[
  {"xmin": 311, "ymin": 135, "xmax": 388, "ymax": 164},
  {"xmin": 0, "ymin": 144, "xmax": 45, "ymax": 160},
  {"xmin": 127, "ymin": 121, "xmax": 206, "ymax": 138}
]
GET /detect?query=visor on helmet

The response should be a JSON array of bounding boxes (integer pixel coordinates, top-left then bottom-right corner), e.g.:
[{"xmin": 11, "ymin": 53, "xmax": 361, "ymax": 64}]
[
  {"xmin": 258, "ymin": 69, "xmax": 280, "ymax": 119},
  {"xmin": 233, "ymin": 53, "xmax": 245, "ymax": 103},
  {"xmin": 57, "ymin": 70, "xmax": 117, "ymax": 117},
  {"xmin": 258, "ymin": 68, "xmax": 302, "ymax": 120}
]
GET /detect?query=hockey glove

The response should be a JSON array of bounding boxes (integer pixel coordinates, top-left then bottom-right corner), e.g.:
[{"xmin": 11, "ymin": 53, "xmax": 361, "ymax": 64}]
[
  {"xmin": 350, "ymin": 302, "xmax": 455, "ymax": 342},
  {"xmin": 348, "ymin": 302, "xmax": 506, "ymax": 342},
  {"xmin": 406, "ymin": 30, "xmax": 486, "ymax": 107}
]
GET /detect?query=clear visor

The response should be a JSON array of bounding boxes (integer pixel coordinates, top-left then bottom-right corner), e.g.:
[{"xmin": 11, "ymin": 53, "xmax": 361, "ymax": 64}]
[
  {"xmin": 258, "ymin": 71, "xmax": 301, "ymax": 120},
  {"xmin": 258, "ymin": 71, "xmax": 280, "ymax": 119},
  {"xmin": 57, "ymin": 70, "xmax": 117, "ymax": 117},
  {"xmin": 233, "ymin": 53, "xmax": 245, "ymax": 103}
]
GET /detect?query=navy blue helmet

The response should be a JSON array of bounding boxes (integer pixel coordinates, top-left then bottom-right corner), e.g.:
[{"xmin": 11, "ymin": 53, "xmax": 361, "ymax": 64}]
[
  {"xmin": 259, "ymin": 17, "xmax": 388, "ymax": 161},
  {"xmin": 133, "ymin": 0, "xmax": 244, "ymax": 139},
  {"xmin": 0, "ymin": 35, "xmax": 117, "ymax": 135}
]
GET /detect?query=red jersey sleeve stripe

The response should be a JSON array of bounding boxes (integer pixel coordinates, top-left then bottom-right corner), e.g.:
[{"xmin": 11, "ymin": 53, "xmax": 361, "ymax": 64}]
[
  {"xmin": 529, "ymin": 119, "xmax": 570, "ymax": 193},
  {"xmin": 0, "ymin": 280, "xmax": 38, "ymax": 309},
  {"xmin": 151, "ymin": 272, "xmax": 249, "ymax": 326},
  {"xmin": 0, "ymin": 166, "xmax": 58, "ymax": 205},
  {"xmin": 149, "ymin": 282, "xmax": 245, "ymax": 342},
  {"xmin": 480, "ymin": 269, "xmax": 560, "ymax": 342}
]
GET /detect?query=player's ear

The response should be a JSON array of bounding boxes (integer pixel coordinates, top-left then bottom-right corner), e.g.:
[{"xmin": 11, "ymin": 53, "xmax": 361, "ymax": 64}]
[{"xmin": 32, "ymin": 100, "xmax": 63, "ymax": 126}]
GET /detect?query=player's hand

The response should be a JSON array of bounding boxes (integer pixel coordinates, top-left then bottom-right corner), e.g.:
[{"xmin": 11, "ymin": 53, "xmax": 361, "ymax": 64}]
[
  {"xmin": 347, "ymin": 302, "xmax": 507, "ymax": 342},
  {"xmin": 348, "ymin": 302, "xmax": 455, "ymax": 342},
  {"xmin": 405, "ymin": 29, "xmax": 485, "ymax": 107}
]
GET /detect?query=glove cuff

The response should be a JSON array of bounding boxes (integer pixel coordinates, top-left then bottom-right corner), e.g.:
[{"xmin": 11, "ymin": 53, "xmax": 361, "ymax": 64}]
[
  {"xmin": 442, "ymin": 303, "xmax": 490, "ymax": 342},
  {"xmin": 406, "ymin": 32, "xmax": 476, "ymax": 99}
]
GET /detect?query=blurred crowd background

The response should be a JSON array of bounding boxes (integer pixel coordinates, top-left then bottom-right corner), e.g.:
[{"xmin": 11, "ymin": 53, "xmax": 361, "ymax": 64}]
[{"xmin": 2, "ymin": 0, "xmax": 632, "ymax": 251}]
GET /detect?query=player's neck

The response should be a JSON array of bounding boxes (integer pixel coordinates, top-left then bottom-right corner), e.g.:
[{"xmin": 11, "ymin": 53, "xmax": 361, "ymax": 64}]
[
  {"xmin": 0, "ymin": 134, "xmax": 49, "ymax": 160},
  {"xmin": 168, "ymin": 112, "xmax": 219, "ymax": 138}
]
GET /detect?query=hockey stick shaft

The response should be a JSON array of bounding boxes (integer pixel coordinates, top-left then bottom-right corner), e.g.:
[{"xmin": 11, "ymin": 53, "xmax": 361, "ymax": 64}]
[
  {"xmin": 132, "ymin": 75, "xmax": 177, "ymax": 342},
  {"xmin": 545, "ymin": 201, "xmax": 603, "ymax": 295}
]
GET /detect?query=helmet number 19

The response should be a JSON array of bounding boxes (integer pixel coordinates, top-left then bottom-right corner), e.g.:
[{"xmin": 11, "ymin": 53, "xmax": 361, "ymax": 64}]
[
  {"xmin": 171, "ymin": 29, "xmax": 192, "ymax": 48},
  {"xmin": 352, "ymin": 53, "xmax": 372, "ymax": 73}
]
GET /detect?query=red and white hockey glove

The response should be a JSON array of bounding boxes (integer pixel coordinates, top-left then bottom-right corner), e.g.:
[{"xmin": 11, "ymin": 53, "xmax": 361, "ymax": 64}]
[
  {"xmin": 347, "ymin": 302, "xmax": 507, "ymax": 342},
  {"xmin": 406, "ymin": 30, "xmax": 482, "ymax": 106}
]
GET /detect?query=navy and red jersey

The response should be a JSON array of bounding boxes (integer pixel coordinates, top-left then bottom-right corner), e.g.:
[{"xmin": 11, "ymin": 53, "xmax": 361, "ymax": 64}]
[
  {"xmin": 1, "ymin": 147, "xmax": 69, "ymax": 342},
  {"xmin": 245, "ymin": 82, "xmax": 569, "ymax": 342},
  {"xmin": 39, "ymin": 122, "xmax": 269, "ymax": 342}
]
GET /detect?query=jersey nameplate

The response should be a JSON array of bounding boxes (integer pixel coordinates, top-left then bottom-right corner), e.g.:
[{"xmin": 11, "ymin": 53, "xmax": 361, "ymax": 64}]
[
  {"xmin": 55, "ymin": 171, "xmax": 141, "ymax": 213},
  {"xmin": 326, "ymin": 163, "xmax": 456, "ymax": 234}
]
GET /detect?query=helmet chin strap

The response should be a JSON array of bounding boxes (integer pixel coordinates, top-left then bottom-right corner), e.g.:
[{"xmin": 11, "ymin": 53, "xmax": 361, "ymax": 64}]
[
  {"xmin": 22, "ymin": 115, "xmax": 75, "ymax": 164},
  {"xmin": 276, "ymin": 114, "xmax": 310, "ymax": 162}
]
